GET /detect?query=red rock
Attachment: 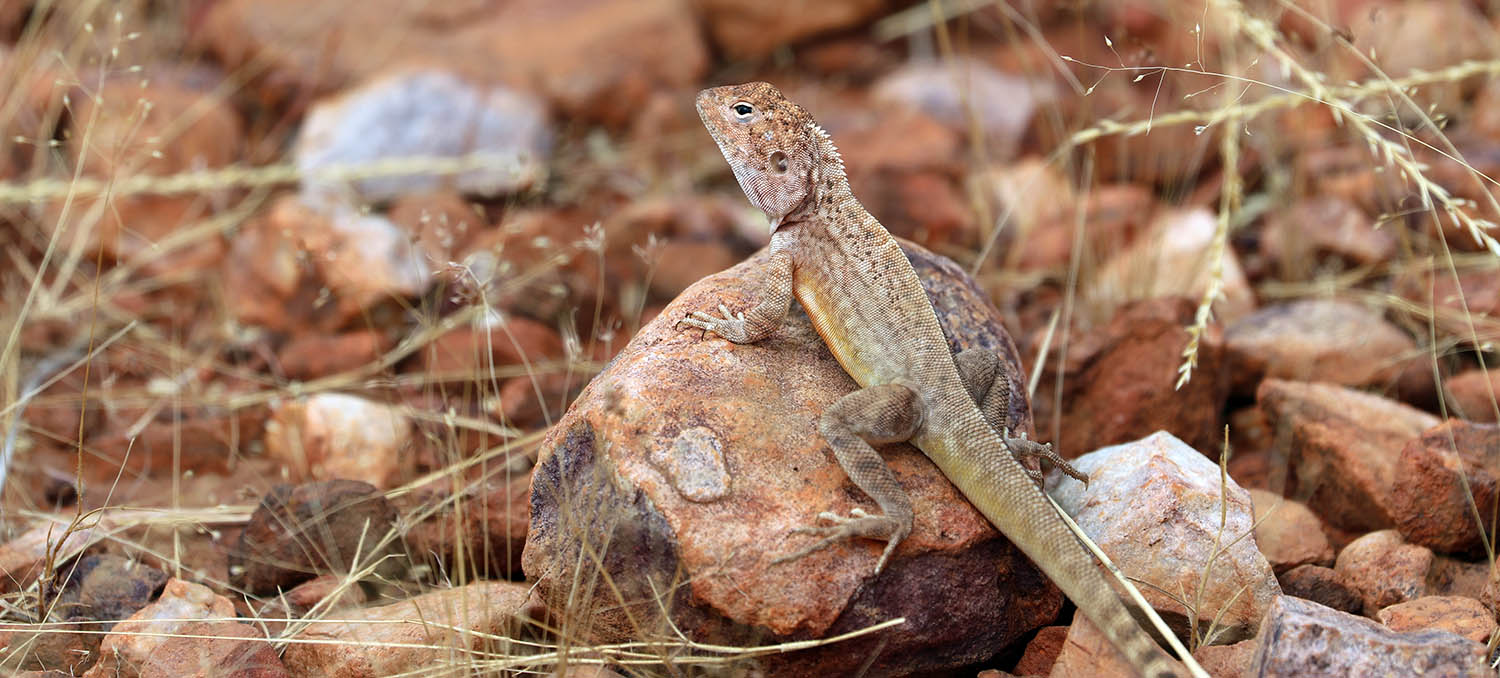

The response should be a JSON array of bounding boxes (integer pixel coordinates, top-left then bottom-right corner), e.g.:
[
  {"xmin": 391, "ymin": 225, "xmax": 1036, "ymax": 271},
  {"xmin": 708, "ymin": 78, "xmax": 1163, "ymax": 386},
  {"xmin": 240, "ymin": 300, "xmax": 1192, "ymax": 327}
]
[
  {"xmin": 835, "ymin": 108, "xmax": 962, "ymax": 177},
  {"xmin": 276, "ymin": 330, "xmax": 388, "ymax": 381},
  {"xmin": 263, "ymin": 393, "xmax": 415, "ymax": 488},
  {"xmin": 55, "ymin": 70, "xmax": 243, "ymax": 276},
  {"xmin": 458, "ymin": 208, "xmax": 609, "ymax": 323},
  {"xmin": 1040, "ymin": 297, "xmax": 1229, "ymax": 456},
  {"xmin": 401, "ymin": 470, "xmax": 532, "ymax": 580},
  {"xmin": 294, "ymin": 68, "xmax": 549, "ymax": 202},
  {"xmin": 1346, "ymin": 0, "xmax": 1498, "ymax": 121},
  {"xmin": 1392, "ymin": 421, "xmax": 1500, "ymax": 555},
  {"xmin": 1334, "ymin": 530, "xmax": 1433, "ymax": 616},
  {"xmin": 495, "ymin": 373, "xmax": 585, "ymax": 430},
  {"xmin": 1250, "ymin": 489, "xmax": 1334, "ymax": 573},
  {"xmin": 1260, "ymin": 197, "xmax": 1396, "ymax": 272},
  {"xmin": 420, "ymin": 314, "xmax": 565, "ymax": 376},
  {"xmin": 281, "ymin": 581, "xmax": 529, "ymax": 678},
  {"xmin": 225, "ymin": 196, "xmax": 432, "ymax": 332},
  {"xmin": 1192, "ymin": 639, "xmax": 1257, "ymax": 678},
  {"xmin": 1012, "ymin": 625, "xmax": 1068, "ymax": 676},
  {"xmin": 1447, "ymin": 368, "xmax": 1500, "ymax": 423},
  {"xmin": 1225, "ymin": 299, "xmax": 1417, "ymax": 395},
  {"xmin": 1227, "ymin": 406, "xmax": 1272, "ymax": 490},
  {"xmin": 84, "ymin": 578, "xmax": 237, "ymax": 678},
  {"xmin": 648, "ymin": 239, "xmax": 741, "ymax": 299},
  {"xmin": 690, "ymin": 0, "xmax": 887, "ymax": 60},
  {"xmin": 88, "ymin": 400, "xmax": 268, "ymax": 476},
  {"xmin": 1089, "ymin": 207, "xmax": 1256, "ymax": 325},
  {"xmin": 248, "ymin": 574, "xmax": 367, "ymax": 638},
  {"xmin": 229, "ymin": 480, "xmax": 400, "ymax": 596},
  {"xmin": 1257, "ymin": 379, "xmax": 1439, "ymax": 531},
  {"xmin": 872, "ymin": 58, "xmax": 1055, "ymax": 160},
  {"xmin": 1049, "ymin": 431, "xmax": 1281, "ymax": 642},
  {"xmin": 1249, "ymin": 595, "xmax": 1488, "ymax": 678},
  {"xmin": 1277, "ymin": 564, "xmax": 1362, "ymax": 616},
  {"xmin": 389, "ymin": 191, "xmax": 489, "ymax": 264},
  {"xmin": 1429, "ymin": 555, "xmax": 1488, "ymax": 600},
  {"xmin": 1378, "ymin": 596, "xmax": 1496, "ymax": 644},
  {"xmin": 524, "ymin": 240, "xmax": 1062, "ymax": 676},
  {"xmin": 202, "ymin": 0, "xmax": 706, "ymax": 127},
  {"xmin": 136, "ymin": 620, "xmax": 286, "ymax": 678},
  {"xmin": 1048, "ymin": 616, "xmax": 1182, "ymax": 678},
  {"xmin": 1296, "ymin": 145, "xmax": 1406, "ymax": 216}
]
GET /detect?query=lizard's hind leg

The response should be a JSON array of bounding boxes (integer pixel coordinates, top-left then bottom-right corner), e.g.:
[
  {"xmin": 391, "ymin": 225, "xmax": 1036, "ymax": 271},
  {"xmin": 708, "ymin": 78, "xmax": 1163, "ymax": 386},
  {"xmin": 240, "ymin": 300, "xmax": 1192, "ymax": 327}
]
[
  {"xmin": 954, "ymin": 348, "xmax": 1086, "ymax": 487},
  {"xmin": 773, "ymin": 383, "xmax": 922, "ymax": 575}
]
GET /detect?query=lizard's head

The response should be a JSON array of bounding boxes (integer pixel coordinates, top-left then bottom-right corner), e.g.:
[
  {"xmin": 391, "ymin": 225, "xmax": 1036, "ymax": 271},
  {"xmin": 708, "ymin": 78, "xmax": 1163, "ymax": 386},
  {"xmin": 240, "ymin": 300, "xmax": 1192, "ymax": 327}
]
[{"xmin": 697, "ymin": 82, "xmax": 823, "ymax": 230}]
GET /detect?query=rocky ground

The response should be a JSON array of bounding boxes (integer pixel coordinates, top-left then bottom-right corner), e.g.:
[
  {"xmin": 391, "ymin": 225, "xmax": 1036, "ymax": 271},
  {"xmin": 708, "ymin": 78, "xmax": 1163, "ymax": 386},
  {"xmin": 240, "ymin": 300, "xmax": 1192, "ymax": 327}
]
[{"xmin": 1, "ymin": 0, "xmax": 1500, "ymax": 676}]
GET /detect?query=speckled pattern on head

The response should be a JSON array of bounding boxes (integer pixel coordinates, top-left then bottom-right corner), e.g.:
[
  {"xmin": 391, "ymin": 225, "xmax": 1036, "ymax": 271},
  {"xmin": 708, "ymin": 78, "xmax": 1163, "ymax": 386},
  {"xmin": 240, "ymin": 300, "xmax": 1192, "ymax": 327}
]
[{"xmin": 683, "ymin": 82, "xmax": 1183, "ymax": 678}]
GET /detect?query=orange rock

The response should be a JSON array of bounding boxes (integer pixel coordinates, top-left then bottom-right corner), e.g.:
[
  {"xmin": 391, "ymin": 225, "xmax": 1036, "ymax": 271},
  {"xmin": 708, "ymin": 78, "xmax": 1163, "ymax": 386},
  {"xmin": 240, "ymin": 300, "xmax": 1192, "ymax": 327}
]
[
  {"xmin": 401, "ymin": 470, "xmax": 532, "ymax": 580},
  {"xmin": 1335, "ymin": 530, "xmax": 1433, "ymax": 616},
  {"xmin": 1391, "ymin": 421, "xmax": 1500, "ymax": 556},
  {"xmin": 136, "ymin": 620, "xmax": 286, "ymax": 678},
  {"xmin": 1225, "ymin": 299, "xmax": 1418, "ymax": 396},
  {"xmin": 1260, "ymin": 197, "xmax": 1396, "ymax": 273},
  {"xmin": 1447, "ymin": 368, "xmax": 1500, "ymax": 423},
  {"xmin": 85, "ymin": 578, "xmax": 236, "ymax": 678},
  {"xmin": 420, "ymin": 314, "xmax": 565, "ymax": 377},
  {"xmin": 263, "ymin": 394, "xmax": 415, "ymax": 488},
  {"xmin": 524, "ymin": 239, "xmax": 1062, "ymax": 676},
  {"xmin": 1013, "ymin": 625, "xmax": 1068, "ymax": 676},
  {"xmin": 276, "ymin": 330, "xmax": 388, "ymax": 381},
  {"xmin": 388, "ymin": 191, "xmax": 489, "ymax": 264},
  {"xmin": 1378, "ymin": 596, "xmax": 1496, "ymax": 644},
  {"xmin": 1258, "ymin": 380, "xmax": 1440, "ymax": 531},
  {"xmin": 1250, "ymin": 489, "xmax": 1334, "ymax": 573}
]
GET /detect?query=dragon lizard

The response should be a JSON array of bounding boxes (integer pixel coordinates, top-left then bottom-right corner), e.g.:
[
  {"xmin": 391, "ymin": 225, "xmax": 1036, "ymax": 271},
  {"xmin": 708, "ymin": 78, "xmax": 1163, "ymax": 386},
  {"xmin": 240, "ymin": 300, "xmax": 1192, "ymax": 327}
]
[{"xmin": 679, "ymin": 81, "xmax": 1180, "ymax": 678}]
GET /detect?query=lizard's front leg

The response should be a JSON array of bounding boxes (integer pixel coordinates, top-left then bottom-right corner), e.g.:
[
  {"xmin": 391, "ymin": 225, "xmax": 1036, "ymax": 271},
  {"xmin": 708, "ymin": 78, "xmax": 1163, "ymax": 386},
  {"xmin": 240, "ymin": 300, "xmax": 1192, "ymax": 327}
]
[
  {"xmin": 774, "ymin": 383, "xmax": 922, "ymax": 575},
  {"xmin": 954, "ymin": 348, "xmax": 1086, "ymax": 487},
  {"xmin": 676, "ymin": 250, "xmax": 793, "ymax": 344}
]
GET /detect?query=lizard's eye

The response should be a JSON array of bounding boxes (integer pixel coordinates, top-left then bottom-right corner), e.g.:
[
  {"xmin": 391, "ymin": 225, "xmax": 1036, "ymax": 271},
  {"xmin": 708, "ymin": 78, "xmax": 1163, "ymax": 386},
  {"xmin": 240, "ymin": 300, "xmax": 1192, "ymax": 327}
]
[
  {"xmin": 731, "ymin": 102, "xmax": 754, "ymax": 120},
  {"xmin": 769, "ymin": 150, "xmax": 788, "ymax": 174}
]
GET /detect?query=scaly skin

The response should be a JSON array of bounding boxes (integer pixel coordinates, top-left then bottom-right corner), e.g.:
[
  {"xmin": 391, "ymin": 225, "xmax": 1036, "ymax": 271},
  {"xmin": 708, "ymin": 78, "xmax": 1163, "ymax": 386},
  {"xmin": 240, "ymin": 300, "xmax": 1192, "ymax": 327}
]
[{"xmin": 679, "ymin": 82, "xmax": 1180, "ymax": 678}]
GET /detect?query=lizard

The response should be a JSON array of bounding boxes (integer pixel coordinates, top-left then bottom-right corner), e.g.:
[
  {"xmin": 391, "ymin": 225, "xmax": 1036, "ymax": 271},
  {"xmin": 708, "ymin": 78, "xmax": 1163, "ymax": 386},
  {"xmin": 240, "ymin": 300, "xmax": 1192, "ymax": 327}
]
[{"xmin": 678, "ymin": 82, "xmax": 1180, "ymax": 678}]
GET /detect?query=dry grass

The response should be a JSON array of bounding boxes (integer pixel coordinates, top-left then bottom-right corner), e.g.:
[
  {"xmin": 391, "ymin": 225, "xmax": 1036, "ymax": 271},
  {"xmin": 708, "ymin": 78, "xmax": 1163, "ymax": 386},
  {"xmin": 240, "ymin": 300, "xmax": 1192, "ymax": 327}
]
[{"xmin": 1, "ymin": 0, "xmax": 1498, "ymax": 675}]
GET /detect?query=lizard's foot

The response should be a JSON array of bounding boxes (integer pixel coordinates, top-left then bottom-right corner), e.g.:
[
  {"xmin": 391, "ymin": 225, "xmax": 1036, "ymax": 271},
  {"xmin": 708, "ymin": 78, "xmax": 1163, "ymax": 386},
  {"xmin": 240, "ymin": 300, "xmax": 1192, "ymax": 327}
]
[
  {"xmin": 771, "ymin": 508, "xmax": 909, "ymax": 575},
  {"xmin": 1003, "ymin": 429, "xmax": 1087, "ymax": 487},
  {"xmin": 675, "ymin": 304, "xmax": 747, "ymax": 341}
]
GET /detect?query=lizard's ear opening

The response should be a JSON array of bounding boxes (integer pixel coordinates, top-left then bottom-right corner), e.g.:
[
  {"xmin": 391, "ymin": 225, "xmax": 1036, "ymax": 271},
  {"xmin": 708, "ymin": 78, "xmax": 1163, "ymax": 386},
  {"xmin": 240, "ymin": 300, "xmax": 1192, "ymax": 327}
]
[{"xmin": 769, "ymin": 150, "xmax": 788, "ymax": 174}]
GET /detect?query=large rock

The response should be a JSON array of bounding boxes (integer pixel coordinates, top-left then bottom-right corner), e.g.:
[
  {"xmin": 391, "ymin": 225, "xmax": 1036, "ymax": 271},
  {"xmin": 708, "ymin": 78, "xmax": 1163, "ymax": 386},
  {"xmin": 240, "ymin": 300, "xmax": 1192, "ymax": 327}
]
[
  {"xmin": 1392, "ymin": 421, "xmax": 1500, "ymax": 556},
  {"xmin": 523, "ymin": 239, "xmax": 1061, "ymax": 676},
  {"xmin": 1249, "ymin": 489, "xmax": 1333, "ymax": 573},
  {"xmin": 294, "ymin": 68, "xmax": 550, "ymax": 203},
  {"xmin": 1047, "ymin": 431, "xmax": 1281, "ymax": 643},
  {"xmin": 1257, "ymin": 380, "xmax": 1440, "ymax": 531},
  {"xmin": 1248, "ymin": 595, "xmax": 1488, "ymax": 677}
]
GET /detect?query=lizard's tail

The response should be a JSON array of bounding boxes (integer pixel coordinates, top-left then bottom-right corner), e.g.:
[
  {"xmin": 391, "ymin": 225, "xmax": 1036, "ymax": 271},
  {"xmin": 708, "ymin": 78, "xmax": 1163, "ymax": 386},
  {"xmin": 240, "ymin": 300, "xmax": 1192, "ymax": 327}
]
[{"xmin": 922, "ymin": 413, "xmax": 1181, "ymax": 678}]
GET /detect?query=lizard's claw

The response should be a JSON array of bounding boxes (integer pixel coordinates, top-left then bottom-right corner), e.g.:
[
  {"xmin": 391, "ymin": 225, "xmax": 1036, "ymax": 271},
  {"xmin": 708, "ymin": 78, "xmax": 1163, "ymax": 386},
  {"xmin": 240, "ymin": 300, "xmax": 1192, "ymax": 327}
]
[
  {"xmin": 772, "ymin": 508, "xmax": 907, "ymax": 575},
  {"xmin": 676, "ymin": 303, "xmax": 748, "ymax": 341},
  {"xmin": 1002, "ymin": 429, "xmax": 1088, "ymax": 487}
]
